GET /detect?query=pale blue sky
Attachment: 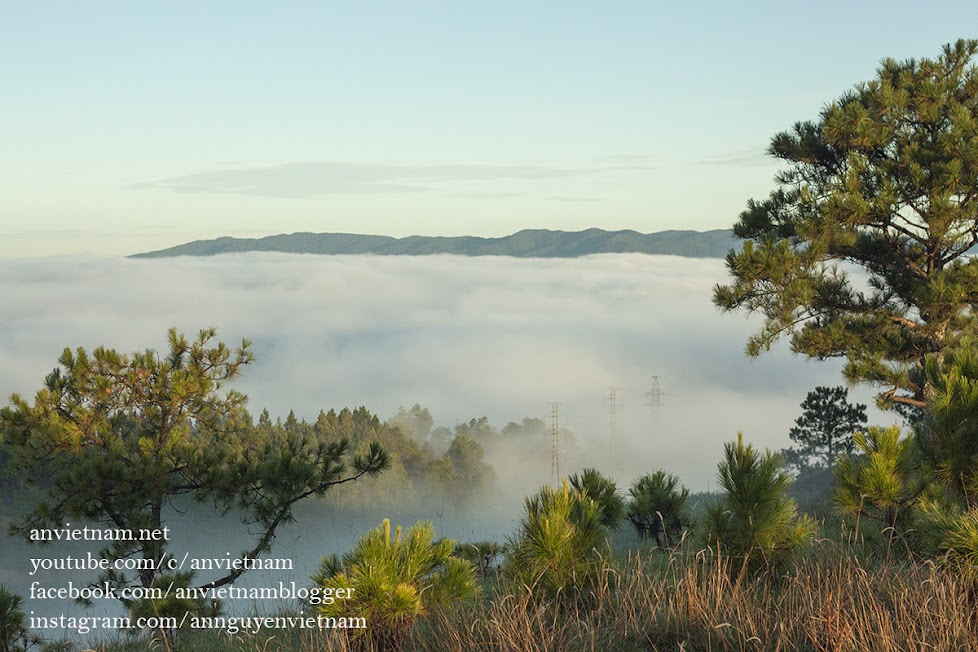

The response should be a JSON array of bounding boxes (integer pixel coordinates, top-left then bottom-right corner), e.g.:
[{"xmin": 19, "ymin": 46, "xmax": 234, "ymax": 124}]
[{"xmin": 1, "ymin": 1, "xmax": 974, "ymax": 257}]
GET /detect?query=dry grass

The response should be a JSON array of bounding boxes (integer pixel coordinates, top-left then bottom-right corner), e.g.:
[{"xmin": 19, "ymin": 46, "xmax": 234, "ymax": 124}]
[
  {"xmin": 412, "ymin": 556, "xmax": 978, "ymax": 652},
  {"xmin": 416, "ymin": 546, "xmax": 978, "ymax": 652},
  {"xmin": 90, "ymin": 545, "xmax": 978, "ymax": 652}
]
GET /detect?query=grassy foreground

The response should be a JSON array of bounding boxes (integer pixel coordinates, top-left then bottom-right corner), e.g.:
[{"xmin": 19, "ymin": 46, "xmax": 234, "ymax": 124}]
[{"xmin": 87, "ymin": 541, "xmax": 978, "ymax": 652}]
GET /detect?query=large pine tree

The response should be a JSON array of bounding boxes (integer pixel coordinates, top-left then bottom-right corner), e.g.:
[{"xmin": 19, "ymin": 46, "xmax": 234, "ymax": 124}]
[
  {"xmin": 0, "ymin": 328, "xmax": 389, "ymax": 602},
  {"xmin": 714, "ymin": 40, "xmax": 978, "ymax": 410}
]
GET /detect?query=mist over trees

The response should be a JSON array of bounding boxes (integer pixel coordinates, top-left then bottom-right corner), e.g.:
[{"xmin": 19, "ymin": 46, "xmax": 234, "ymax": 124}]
[
  {"xmin": 10, "ymin": 38, "xmax": 978, "ymax": 652},
  {"xmin": 0, "ymin": 328, "xmax": 575, "ymax": 642},
  {"xmin": 0, "ymin": 329, "xmax": 390, "ymax": 602}
]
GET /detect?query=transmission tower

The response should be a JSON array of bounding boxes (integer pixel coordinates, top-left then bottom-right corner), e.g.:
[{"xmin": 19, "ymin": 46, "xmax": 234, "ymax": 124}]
[
  {"xmin": 551, "ymin": 402, "xmax": 560, "ymax": 483},
  {"xmin": 645, "ymin": 376, "xmax": 662, "ymax": 409}
]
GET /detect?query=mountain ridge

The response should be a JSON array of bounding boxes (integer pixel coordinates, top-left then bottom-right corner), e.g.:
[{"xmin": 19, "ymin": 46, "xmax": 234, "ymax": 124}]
[{"xmin": 129, "ymin": 228, "xmax": 738, "ymax": 259}]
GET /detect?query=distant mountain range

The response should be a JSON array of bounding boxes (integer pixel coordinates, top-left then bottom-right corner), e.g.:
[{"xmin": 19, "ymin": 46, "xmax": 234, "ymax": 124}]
[{"xmin": 130, "ymin": 228, "xmax": 739, "ymax": 259}]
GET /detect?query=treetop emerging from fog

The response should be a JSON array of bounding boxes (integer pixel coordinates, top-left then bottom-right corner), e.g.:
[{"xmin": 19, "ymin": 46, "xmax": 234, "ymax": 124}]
[{"xmin": 714, "ymin": 39, "xmax": 978, "ymax": 410}]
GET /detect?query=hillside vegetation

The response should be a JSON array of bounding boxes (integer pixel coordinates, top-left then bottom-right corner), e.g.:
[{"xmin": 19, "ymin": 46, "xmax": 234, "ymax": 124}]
[{"xmin": 129, "ymin": 228, "xmax": 737, "ymax": 259}]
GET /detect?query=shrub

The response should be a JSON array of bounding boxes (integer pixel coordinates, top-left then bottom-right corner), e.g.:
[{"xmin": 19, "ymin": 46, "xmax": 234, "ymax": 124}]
[
  {"xmin": 312, "ymin": 519, "xmax": 478, "ymax": 650},
  {"xmin": 0, "ymin": 586, "xmax": 42, "ymax": 652},
  {"xmin": 702, "ymin": 433, "xmax": 814, "ymax": 569},
  {"xmin": 904, "ymin": 342, "xmax": 978, "ymax": 572},
  {"xmin": 916, "ymin": 341, "xmax": 978, "ymax": 499},
  {"xmin": 911, "ymin": 492, "xmax": 978, "ymax": 581},
  {"xmin": 567, "ymin": 467, "xmax": 625, "ymax": 529},
  {"xmin": 505, "ymin": 481, "xmax": 605, "ymax": 599},
  {"xmin": 454, "ymin": 540, "xmax": 507, "ymax": 578},
  {"xmin": 835, "ymin": 426, "xmax": 921, "ymax": 539},
  {"xmin": 626, "ymin": 470, "xmax": 689, "ymax": 547}
]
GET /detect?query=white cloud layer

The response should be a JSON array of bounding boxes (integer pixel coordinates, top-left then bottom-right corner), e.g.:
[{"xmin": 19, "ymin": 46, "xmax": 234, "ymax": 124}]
[{"xmin": 0, "ymin": 253, "xmax": 879, "ymax": 490}]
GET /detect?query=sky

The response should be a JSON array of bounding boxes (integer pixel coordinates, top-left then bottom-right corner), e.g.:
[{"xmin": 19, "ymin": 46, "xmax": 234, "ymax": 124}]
[
  {"xmin": 0, "ymin": 6, "xmax": 944, "ymax": 606},
  {"xmin": 1, "ymin": 1, "xmax": 975, "ymax": 258}
]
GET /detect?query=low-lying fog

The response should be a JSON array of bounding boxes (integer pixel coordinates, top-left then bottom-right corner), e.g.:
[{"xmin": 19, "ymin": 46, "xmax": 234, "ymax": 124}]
[
  {"xmin": 2, "ymin": 252, "xmax": 883, "ymax": 492},
  {"xmin": 3, "ymin": 252, "xmax": 894, "ymax": 634}
]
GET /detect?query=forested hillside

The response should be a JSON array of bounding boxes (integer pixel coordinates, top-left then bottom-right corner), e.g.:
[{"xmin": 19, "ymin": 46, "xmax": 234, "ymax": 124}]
[{"xmin": 130, "ymin": 228, "xmax": 737, "ymax": 259}]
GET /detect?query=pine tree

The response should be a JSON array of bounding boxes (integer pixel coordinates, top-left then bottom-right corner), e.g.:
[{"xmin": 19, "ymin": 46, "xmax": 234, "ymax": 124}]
[
  {"xmin": 787, "ymin": 386, "xmax": 867, "ymax": 469},
  {"xmin": 312, "ymin": 519, "xmax": 478, "ymax": 651},
  {"xmin": 714, "ymin": 40, "xmax": 978, "ymax": 411},
  {"xmin": 568, "ymin": 467, "xmax": 626, "ymax": 530},
  {"xmin": 0, "ymin": 587, "xmax": 42, "ymax": 652},
  {"xmin": 703, "ymin": 434, "xmax": 814, "ymax": 568},
  {"xmin": 834, "ymin": 426, "xmax": 920, "ymax": 533},
  {"xmin": 626, "ymin": 471, "xmax": 689, "ymax": 547},
  {"xmin": 0, "ymin": 328, "xmax": 389, "ymax": 603},
  {"xmin": 916, "ymin": 339, "xmax": 978, "ymax": 499},
  {"xmin": 505, "ymin": 481, "xmax": 605, "ymax": 599}
]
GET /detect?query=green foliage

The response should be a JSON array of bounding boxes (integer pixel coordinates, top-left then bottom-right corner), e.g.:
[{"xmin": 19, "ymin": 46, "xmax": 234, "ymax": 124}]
[
  {"xmin": 899, "ymin": 339, "xmax": 978, "ymax": 572},
  {"xmin": 786, "ymin": 386, "xmax": 867, "ymax": 470},
  {"xmin": 914, "ymin": 493, "xmax": 978, "ymax": 581},
  {"xmin": 303, "ymin": 407, "xmax": 500, "ymax": 509},
  {"xmin": 311, "ymin": 406, "xmax": 428, "ymax": 510},
  {"xmin": 915, "ymin": 341, "xmax": 978, "ymax": 499},
  {"xmin": 312, "ymin": 519, "xmax": 478, "ymax": 650},
  {"xmin": 568, "ymin": 467, "xmax": 625, "ymax": 529},
  {"xmin": 0, "ymin": 329, "xmax": 389, "ymax": 603},
  {"xmin": 626, "ymin": 470, "xmax": 689, "ymax": 547},
  {"xmin": 444, "ymin": 435, "xmax": 493, "ymax": 499},
  {"xmin": 703, "ymin": 434, "xmax": 814, "ymax": 568},
  {"xmin": 126, "ymin": 571, "xmax": 222, "ymax": 634},
  {"xmin": 454, "ymin": 540, "xmax": 507, "ymax": 578},
  {"xmin": 0, "ymin": 586, "xmax": 42, "ymax": 652},
  {"xmin": 502, "ymin": 417, "xmax": 547, "ymax": 438},
  {"xmin": 132, "ymin": 228, "xmax": 738, "ymax": 259},
  {"xmin": 828, "ymin": 341, "xmax": 978, "ymax": 565},
  {"xmin": 713, "ymin": 39, "xmax": 978, "ymax": 411},
  {"xmin": 412, "ymin": 434, "xmax": 494, "ymax": 508},
  {"xmin": 834, "ymin": 426, "xmax": 920, "ymax": 535},
  {"xmin": 506, "ymin": 481, "xmax": 605, "ymax": 599},
  {"xmin": 453, "ymin": 417, "xmax": 498, "ymax": 442},
  {"xmin": 387, "ymin": 403, "xmax": 434, "ymax": 442}
]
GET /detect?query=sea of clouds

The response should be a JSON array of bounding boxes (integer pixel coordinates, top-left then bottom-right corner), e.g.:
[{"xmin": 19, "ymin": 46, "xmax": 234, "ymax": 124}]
[
  {"xmin": 0, "ymin": 252, "xmax": 882, "ymax": 492},
  {"xmin": 3, "ymin": 251, "xmax": 900, "ymax": 631}
]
